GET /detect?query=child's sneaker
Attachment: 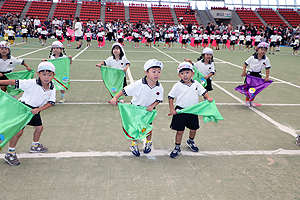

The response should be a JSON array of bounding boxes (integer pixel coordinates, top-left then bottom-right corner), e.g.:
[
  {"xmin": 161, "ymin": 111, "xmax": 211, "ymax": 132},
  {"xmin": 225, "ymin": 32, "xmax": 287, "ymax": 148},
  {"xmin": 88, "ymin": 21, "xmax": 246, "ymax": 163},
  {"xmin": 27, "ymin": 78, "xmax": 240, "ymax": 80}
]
[
  {"xmin": 245, "ymin": 101, "xmax": 251, "ymax": 107},
  {"xmin": 30, "ymin": 143, "xmax": 48, "ymax": 153},
  {"xmin": 144, "ymin": 141, "xmax": 152, "ymax": 154},
  {"xmin": 186, "ymin": 139, "xmax": 199, "ymax": 152},
  {"xmin": 4, "ymin": 153, "xmax": 20, "ymax": 166},
  {"xmin": 130, "ymin": 144, "xmax": 140, "ymax": 157},
  {"xmin": 170, "ymin": 146, "xmax": 181, "ymax": 159},
  {"xmin": 296, "ymin": 135, "xmax": 300, "ymax": 146},
  {"xmin": 59, "ymin": 98, "xmax": 66, "ymax": 103}
]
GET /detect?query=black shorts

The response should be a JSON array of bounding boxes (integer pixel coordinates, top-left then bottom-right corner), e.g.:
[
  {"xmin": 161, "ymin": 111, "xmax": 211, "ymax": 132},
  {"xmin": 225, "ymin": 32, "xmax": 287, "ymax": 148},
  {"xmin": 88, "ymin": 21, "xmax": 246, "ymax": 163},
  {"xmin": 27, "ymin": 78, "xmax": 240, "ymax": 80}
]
[
  {"xmin": 270, "ymin": 42, "xmax": 276, "ymax": 47},
  {"xmin": 203, "ymin": 39, "xmax": 208, "ymax": 44},
  {"xmin": 75, "ymin": 36, "xmax": 83, "ymax": 41},
  {"xmin": 239, "ymin": 40, "xmax": 244, "ymax": 45},
  {"xmin": 170, "ymin": 112, "xmax": 199, "ymax": 131},
  {"xmin": 98, "ymin": 36, "xmax": 103, "ymax": 42},
  {"xmin": 155, "ymin": 37, "xmax": 160, "ymax": 42},
  {"xmin": 123, "ymin": 76, "xmax": 127, "ymax": 88},
  {"xmin": 134, "ymin": 38, "xmax": 139, "ymax": 42},
  {"xmin": 223, "ymin": 39, "xmax": 227, "ymax": 44},
  {"xmin": 87, "ymin": 37, "xmax": 91, "ymax": 42},
  {"xmin": 41, "ymin": 35, "xmax": 47, "ymax": 40},
  {"xmin": 22, "ymin": 33, "xmax": 28, "ymax": 38},
  {"xmin": 8, "ymin": 36, "xmax": 15, "ymax": 40},
  {"xmin": 181, "ymin": 39, "xmax": 187, "ymax": 44},
  {"xmin": 147, "ymin": 38, "xmax": 152, "ymax": 43},
  {"xmin": 216, "ymin": 39, "xmax": 221, "ymax": 44},
  {"xmin": 293, "ymin": 45, "xmax": 298, "ymax": 50},
  {"xmin": 205, "ymin": 78, "xmax": 213, "ymax": 91},
  {"xmin": 0, "ymin": 71, "xmax": 10, "ymax": 86},
  {"xmin": 57, "ymin": 36, "xmax": 62, "ymax": 40},
  {"xmin": 276, "ymin": 41, "xmax": 280, "ymax": 46},
  {"xmin": 230, "ymin": 40, "xmax": 236, "ymax": 45},
  {"xmin": 22, "ymin": 103, "xmax": 42, "ymax": 127},
  {"xmin": 118, "ymin": 38, "xmax": 124, "ymax": 43},
  {"xmin": 67, "ymin": 36, "xmax": 72, "ymax": 40},
  {"xmin": 254, "ymin": 41, "xmax": 260, "ymax": 46},
  {"xmin": 246, "ymin": 41, "xmax": 251, "ymax": 46}
]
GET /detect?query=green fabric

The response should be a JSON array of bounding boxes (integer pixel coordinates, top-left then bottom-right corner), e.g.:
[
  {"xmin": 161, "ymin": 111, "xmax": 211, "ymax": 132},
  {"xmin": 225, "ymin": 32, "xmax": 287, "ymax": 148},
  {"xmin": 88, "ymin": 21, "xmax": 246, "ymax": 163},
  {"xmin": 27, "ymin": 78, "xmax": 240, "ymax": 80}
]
[
  {"xmin": 118, "ymin": 103, "xmax": 157, "ymax": 140},
  {"xmin": 176, "ymin": 100, "xmax": 224, "ymax": 123},
  {"xmin": 193, "ymin": 66, "xmax": 207, "ymax": 88},
  {"xmin": 48, "ymin": 57, "xmax": 71, "ymax": 90},
  {"xmin": 101, "ymin": 66, "xmax": 125, "ymax": 99},
  {"xmin": 5, "ymin": 70, "xmax": 35, "ymax": 96},
  {"xmin": 0, "ymin": 90, "xmax": 34, "ymax": 151}
]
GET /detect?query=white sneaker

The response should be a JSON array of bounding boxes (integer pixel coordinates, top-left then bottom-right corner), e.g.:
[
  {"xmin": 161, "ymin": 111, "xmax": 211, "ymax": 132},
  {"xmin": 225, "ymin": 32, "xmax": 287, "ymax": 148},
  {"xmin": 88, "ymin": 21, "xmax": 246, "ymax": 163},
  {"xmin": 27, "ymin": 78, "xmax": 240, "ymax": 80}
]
[{"xmin": 245, "ymin": 101, "xmax": 251, "ymax": 107}]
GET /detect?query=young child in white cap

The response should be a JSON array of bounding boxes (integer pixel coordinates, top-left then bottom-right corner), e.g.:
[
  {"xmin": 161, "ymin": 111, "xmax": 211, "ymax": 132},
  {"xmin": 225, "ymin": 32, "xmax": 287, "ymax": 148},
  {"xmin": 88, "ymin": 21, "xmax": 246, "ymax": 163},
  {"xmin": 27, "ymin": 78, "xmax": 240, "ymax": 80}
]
[
  {"xmin": 109, "ymin": 59, "xmax": 164, "ymax": 156},
  {"xmin": 168, "ymin": 62, "xmax": 213, "ymax": 159},
  {"xmin": 0, "ymin": 61, "xmax": 56, "ymax": 166},
  {"xmin": 184, "ymin": 47, "xmax": 216, "ymax": 99}
]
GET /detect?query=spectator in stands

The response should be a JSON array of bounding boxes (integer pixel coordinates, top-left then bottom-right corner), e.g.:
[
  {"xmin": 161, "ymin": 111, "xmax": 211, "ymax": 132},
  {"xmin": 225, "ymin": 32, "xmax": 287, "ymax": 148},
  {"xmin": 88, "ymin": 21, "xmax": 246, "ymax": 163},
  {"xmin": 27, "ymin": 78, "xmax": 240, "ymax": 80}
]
[
  {"xmin": 52, "ymin": 17, "xmax": 60, "ymax": 28},
  {"xmin": 12, "ymin": 14, "xmax": 19, "ymax": 33},
  {"xmin": 43, "ymin": 18, "xmax": 51, "ymax": 30},
  {"xmin": 179, "ymin": 17, "xmax": 183, "ymax": 23},
  {"xmin": 219, "ymin": 22, "xmax": 225, "ymax": 33},
  {"xmin": 33, "ymin": 16, "xmax": 41, "ymax": 30},
  {"xmin": 66, "ymin": 16, "xmax": 73, "ymax": 27}
]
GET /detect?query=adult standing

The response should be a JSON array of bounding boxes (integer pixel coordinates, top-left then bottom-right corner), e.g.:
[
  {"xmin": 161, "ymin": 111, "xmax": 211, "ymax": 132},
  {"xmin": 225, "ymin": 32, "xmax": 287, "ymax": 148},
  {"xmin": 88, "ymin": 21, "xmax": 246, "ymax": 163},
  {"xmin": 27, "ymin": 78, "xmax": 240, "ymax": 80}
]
[{"xmin": 74, "ymin": 17, "xmax": 83, "ymax": 49}]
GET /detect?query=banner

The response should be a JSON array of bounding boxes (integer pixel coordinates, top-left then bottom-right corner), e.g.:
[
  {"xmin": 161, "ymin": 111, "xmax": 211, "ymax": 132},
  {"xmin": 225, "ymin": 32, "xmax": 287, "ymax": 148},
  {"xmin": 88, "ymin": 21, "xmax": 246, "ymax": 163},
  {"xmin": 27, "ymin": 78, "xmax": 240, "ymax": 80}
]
[
  {"xmin": 193, "ymin": 66, "xmax": 207, "ymax": 88},
  {"xmin": 100, "ymin": 66, "xmax": 125, "ymax": 98},
  {"xmin": 0, "ymin": 90, "xmax": 34, "ymax": 150},
  {"xmin": 48, "ymin": 57, "xmax": 70, "ymax": 90},
  {"xmin": 5, "ymin": 70, "xmax": 35, "ymax": 96},
  {"xmin": 118, "ymin": 103, "xmax": 157, "ymax": 140},
  {"xmin": 176, "ymin": 100, "xmax": 224, "ymax": 123}
]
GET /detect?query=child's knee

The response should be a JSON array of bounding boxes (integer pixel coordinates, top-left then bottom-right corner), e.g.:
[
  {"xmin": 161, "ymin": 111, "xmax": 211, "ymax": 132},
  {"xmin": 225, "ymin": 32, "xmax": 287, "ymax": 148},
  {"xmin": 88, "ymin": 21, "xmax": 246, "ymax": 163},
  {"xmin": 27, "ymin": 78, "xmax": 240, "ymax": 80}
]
[{"xmin": 35, "ymin": 125, "xmax": 43, "ymax": 133}]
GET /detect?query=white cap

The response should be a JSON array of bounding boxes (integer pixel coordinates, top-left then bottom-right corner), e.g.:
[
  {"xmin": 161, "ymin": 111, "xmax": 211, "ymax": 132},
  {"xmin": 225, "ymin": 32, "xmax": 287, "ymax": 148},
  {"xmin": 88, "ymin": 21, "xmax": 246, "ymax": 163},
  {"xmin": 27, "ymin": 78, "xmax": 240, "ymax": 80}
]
[
  {"xmin": 112, "ymin": 42, "xmax": 123, "ymax": 51},
  {"xmin": 202, "ymin": 47, "xmax": 213, "ymax": 55},
  {"xmin": 257, "ymin": 42, "xmax": 269, "ymax": 48},
  {"xmin": 37, "ymin": 62, "xmax": 55, "ymax": 73},
  {"xmin": 177, "ymin": 62, "xmax": 194, "ymax": 73},
  {"xmin": 144, "ymin": 59, "xmax": 163, "ymax": 71},
  {"xmin": 51, "ymin": 41, "xmax": 63, "ymax": 48},
  {"xmin": 0, "ymin": 41, "xmax": 10, "ymax": 49}
]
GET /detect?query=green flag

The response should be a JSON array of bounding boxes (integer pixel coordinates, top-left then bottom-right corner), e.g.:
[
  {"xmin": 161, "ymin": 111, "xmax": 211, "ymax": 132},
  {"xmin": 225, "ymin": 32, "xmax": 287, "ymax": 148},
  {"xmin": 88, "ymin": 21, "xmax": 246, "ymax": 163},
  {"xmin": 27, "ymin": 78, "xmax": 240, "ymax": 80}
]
[
  {"xmin": 118, "ymin": 103, "xmax": 157, "ymax": 140},
  {"xmin": 101, "ymin": 66, "xmax": 125, "ymax": 99},
  {"xmin": 48, "ymin": 57, "xmax": 71, "ymax": 90},
  {"xmin": 0, "ymin": 90, "xmax": 34, "ymax": 151},
  {"xmin": 193, "ymin": 66, "xmax": 207, "ymax": 88},
  {"xmin": 176, "ymin": 100, "xmax": 224, "ymax": 123},
  {"xmin": 5, "ymin": 70, "xmax": 35, "ymax": 96}
]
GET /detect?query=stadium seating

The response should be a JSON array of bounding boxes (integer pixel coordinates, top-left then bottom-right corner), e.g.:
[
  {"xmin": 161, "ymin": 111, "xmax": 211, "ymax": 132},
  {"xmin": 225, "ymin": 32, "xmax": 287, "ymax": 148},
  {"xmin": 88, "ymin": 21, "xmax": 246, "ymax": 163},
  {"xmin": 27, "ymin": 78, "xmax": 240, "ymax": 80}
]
[
  {"xmin": 174, "ymin": 5, "xmax": 198, "ymax": 26},
  {"xmin": 235, "ymin": 7, "xmax": 264, "ymax": 27},
  {"xmin": 256, "ymin": 8, "xmax": 286, "ymax": 27},
  {"xmin": 0, "ymin": 0, "xmax": 27, "ymax": 16},
  {"xmin": 105, "ymin": 2, "xmax": 125, "ymax": 22},
  {"xmin": 26, "ymin": 1, "xmax": 52, "ymax": 21},
  {"xmin": 277, "ymin": 8, "xmax": 300, "ymax": 27},
  {"xmin": 79, "ymin": 1, "xmax": 101, "ymax": 23},
  {"xmin": 211, "ymin": 7, "xmax": 228, "ymax": 10},
  {"xmin": 53, "ymin": 0, "xmax": 77, "ymax": 21},
  {"xmin": 151, "ymin": 4, "xmax": 173, "ymax": 25},
  {"xmin": 129, "ymin": 3, "xmax": 149, "ymax": 24}
]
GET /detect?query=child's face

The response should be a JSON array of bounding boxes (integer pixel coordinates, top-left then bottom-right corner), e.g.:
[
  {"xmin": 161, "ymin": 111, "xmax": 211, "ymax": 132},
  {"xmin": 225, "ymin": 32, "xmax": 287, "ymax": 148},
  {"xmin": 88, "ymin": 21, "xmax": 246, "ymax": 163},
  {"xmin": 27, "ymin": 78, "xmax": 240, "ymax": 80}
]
[
  {"xmin": 145, "ymin": 67, "xmax": 161, "ymax": 83},
  {"xmin": 52, "ymin": 47, "xmax": 62, "ymax": 55},
  {"xmin": 37, "ymin": 70, "xmax": 55, "ymax": 85},
  {"xmin": 0, "ymin": 47, "xmax": 9, "ymax": 56},
  {"xmin": 204, "ymin": 54, "xmax": 212, "ymax": 61},
  {"xmin": 178, "ymin": 69, "xmax": 194, "ymax": 83},
  {"xmin": 258, "ymin": 47, "xmax": 267, "ymax": 56},
  {"xmin": 113, "ymin": 46, "xmax": 121, "ymax": 57}
]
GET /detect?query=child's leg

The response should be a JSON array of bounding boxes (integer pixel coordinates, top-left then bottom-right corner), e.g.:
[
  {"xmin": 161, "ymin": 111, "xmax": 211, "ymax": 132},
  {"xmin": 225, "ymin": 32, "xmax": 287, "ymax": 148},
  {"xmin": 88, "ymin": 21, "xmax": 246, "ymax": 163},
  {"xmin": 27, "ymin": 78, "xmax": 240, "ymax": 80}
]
[
  {"xmin": 130, "ymin": 139, "xmax": 140, "ymax": 156},
  {"xmin": 30, "ymin": 125, "xmax": 48, "ymax": 153},
  {"xmin": 59, "ymin": 90, "xmax": 66, "ymax": 103},
  {"xmin": 186, "ymin": 129, "xmax": 199, "ymax": 152},
  {"xmin": 175, "ymin": 130, "xmax": 184, "ymax": 144},
  {"xmin": 8, "ymin": 129, "xmax": 24, "ymax": 149},
  {"xmin": 33, "ymin": 125, "xmax": 43, "ymax": 143},
  {"xmin": 144, "ymin": 131, "xmax": 153, "ymax": 154},
  {"xmin": 4, "ymin": 129, "xmax": 24, "ymax": 165}
]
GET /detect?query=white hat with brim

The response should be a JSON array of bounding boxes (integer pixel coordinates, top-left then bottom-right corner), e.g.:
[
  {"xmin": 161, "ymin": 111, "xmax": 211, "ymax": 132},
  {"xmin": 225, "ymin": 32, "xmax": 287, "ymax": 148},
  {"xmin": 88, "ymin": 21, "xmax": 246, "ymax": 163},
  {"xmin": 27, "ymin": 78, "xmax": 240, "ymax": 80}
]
[
  {"xmin": 52, "ymin": 41, "xmax": 63, "ymax": 48},
  {"xmin": 37, "ymin": 62, "xmax": 55, "ymax": 73},
  {"xmin": 202, "ymin": 47, "xmax": 213, "ymax": 55},
  {"xmin": 257, "ymin": 42, "xmax": 269, "ymax": 48},
  {"xmin": 177, "ymin": 62, "xmax": 194, "ymax": 73},
  {"xmin": 144, "ymin": 59, "xmax": 163, "ymax": 71},
  {"xmin": 0, "ymin": 41, "xmax": 10, "ymax": 49}
]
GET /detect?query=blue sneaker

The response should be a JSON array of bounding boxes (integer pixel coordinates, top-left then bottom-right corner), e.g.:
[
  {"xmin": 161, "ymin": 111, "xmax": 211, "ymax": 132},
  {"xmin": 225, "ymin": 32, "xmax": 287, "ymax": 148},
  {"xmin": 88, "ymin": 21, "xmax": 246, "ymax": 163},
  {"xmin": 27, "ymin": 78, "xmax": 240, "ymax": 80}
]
[
  {"xmin": 144, "ymin": 141, "xmax": 152, "ymax": 154},
  {"xmin": 170, "ymin": 146, "xmax": 181, "ymax": 159},
  {"xmin": 130, "ymin": 145, "xmax": 140, "ymax": 157},
  {"xmin": 186, "ymin": 139, "xmax": 199, "ymax": 152}
]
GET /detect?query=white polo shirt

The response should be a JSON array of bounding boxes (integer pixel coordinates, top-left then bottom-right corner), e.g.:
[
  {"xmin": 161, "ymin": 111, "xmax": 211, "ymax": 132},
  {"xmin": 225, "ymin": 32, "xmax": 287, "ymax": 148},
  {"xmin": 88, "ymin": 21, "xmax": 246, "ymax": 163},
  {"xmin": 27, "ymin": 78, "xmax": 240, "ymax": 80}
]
[
  {"xmin": 230, "ymin": 35, "xmax": 237, "ymax": 41},
  {"xmin": 255, "ymin": 35, "xmax": 262, "ymax": 42},
  {"xmin": 22, "ymin": 28, "xmax": 28, "ymax": 34},
  {"xmin": 168, "ymin": 79, "xmax": 206, "ymax": 109},
  {"xmin": 122, "ymin": 76, "xmax": 164, "ymax": 107},
  {"xmin": 74, "ymin": 22, "xmax": 83, "ymax": 37},
  {"xmin": 16, "ymin": 78, "xmax": 56, "ymax": 107},
  {"xmin": 56, "ymin": 30, "xmax": 63, "ymax": 36},
  {"xmin": 194, "ymin": 60, "xmax": 215, "ymax": 79},
  {"xmin": 7, "ymin": 30, "xmax": 15, "ymax": 36},
  {"xmin": 270, "ymin": 35, "xmax": 278, "ymax": 42},
  {"xmin": 50, "ymin": 54, "xmax": 66, "ymax": 59},
  {"xmin": 0, "ymin": 56, "xmax": 24, "ymax": 72},
  {"xmin": 245, "ymin": 54, "xmax": 271, "ymax": 72},
  {"xmin": 104, "ymin": 56, "xmax": 130, "ymax": 70}
]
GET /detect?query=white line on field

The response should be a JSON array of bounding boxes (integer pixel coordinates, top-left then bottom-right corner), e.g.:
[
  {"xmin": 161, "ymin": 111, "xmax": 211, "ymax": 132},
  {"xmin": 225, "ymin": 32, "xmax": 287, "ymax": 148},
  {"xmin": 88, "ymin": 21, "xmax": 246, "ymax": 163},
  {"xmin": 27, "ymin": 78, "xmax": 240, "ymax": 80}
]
[
  {"xmin": 17, "ymin": 45, "xmax": 51, "ymax": 58},
  {"xmin": 154, "ymin": 47, "xmax": 297, "ymax": 138},
  {"xmin": 1, "ymin": 148, "xmax": 300, "ymax": 159},
  {"xmin": 72, "ymin": 46, "xmax": 89, "ymax": 60}
]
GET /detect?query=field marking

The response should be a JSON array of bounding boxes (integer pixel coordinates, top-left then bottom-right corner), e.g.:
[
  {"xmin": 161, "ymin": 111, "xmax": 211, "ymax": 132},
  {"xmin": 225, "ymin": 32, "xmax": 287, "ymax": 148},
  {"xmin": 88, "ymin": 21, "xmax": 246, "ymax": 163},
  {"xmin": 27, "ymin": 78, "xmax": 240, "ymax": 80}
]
[
  {"xmin": 1, "ymin": 148, "xmax": 300, "ymax": 159},
  {"xmin": 154, "ymin": 47, "xmax": 298, "ymax": 138},
  {"xmin": 72, "ymin": 46, "xmax": 89, "ymax": 60},
  {"xmin": 17, "ymin": 45, "xmax": 51, "ymax": 58}
]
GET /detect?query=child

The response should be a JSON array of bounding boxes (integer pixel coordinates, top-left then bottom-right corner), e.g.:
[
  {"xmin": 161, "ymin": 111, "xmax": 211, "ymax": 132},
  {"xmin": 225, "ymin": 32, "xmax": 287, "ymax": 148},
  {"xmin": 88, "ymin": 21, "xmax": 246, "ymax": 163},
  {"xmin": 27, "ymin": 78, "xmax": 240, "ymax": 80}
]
[
  {"xmin": 66, "ymin": 25, "xmax": 72, "ymax": 47},
  {"xmin": 21, "ymin": 25, "xmax": 28, "ymax": 43},
  {"xmin": 238, "ymin": 32, "xmax": 245, "ymax": 50},
  {"xmin": 193, "ymin": 30, "xmax": 201, "ymax": 50},
  {"xmin": 146, "ymin": 29, "xmax": 153, "ymax": 49},
  {"xmin": 170, "ymin": 30, "xmax": 175, "ymax": 48},
  {"xmin": 209, "ymin": 31, "xmax": 215, "ymax": 49},
  {"xmin": 56, "ymin": 26, "xmax": 63, "ymax": 42},
  {"xmin": 117, "ymin": 29, "xmax": 124, "ymax": 47},
  {"xmin": 0, "ymin": 61, "xmax": 56, "ymax": 166},
  {"xmin": 7, "ymin": 26, "xmax": 15, "ymax": 45},
  {"xmin": 164, "ymin": 30, "xmax": 171, "ymax": 49},
  {"xmin": 269, "ymin": 31, "xmax": 278, "ymax": 54},
  {"xmin": 229, "ymin": 31, "xmax": 237, "ymax": 51},
  {"xmin": 292, "ymin": 35, "xmax": 299, "ymax": 55},
  {"xmin": 241, "ymin": 42, "xmax": 271, "ymax": 107},
  {"xmin": 181, "ymin": 31, "xmax": 189, "ymax": 49},
  {"xmin": 133, "ymin": 29, "xmax": 140, "ymax": 49},
  {"xmin": 254, "ymin": 31, "xmax": 262, "ymax": 51},
  {"xmin": 97, "ymin": 28, "xmax": 105, "ymax": 48},
  {"xmin": 215, "ymin": 30, "xmax": 221, "ymax": 50},
  {"xmin": 96, "ymin": 43, "xmax": 130, "ymax": 102},
  {"xmin": 168, "ymin": 62, "xmax": 213, "ymax": 159},
  {"xmin": 245, "ymin": 31, "xmax": 252, "ymax": 52},
  {"xmin": 41, "ymin": 26, "xmax": 48, "ymax": 46},
  {"xmin": 43, "ymin": 41, "xmax": 72, "ymax": 103},
  {"xmin": 154, "ymin": 29, "xmax": 160, "ymax": 47},
  {"xmin": 109, "ymin": 59, "xmax": 164, "ymax": 156},
  {"xmin": 221, "ymin": 31, "xmax": 228, "ymax": 49},
  {"xmin": 203, "ymin": 30, "xmax": 209, "ymax": 48},
  {"xmin": 85, "ymin": 28, "xmax": 92, "ymax": 47},
  {"xmin": 185, "ymin": 47, "xmax": 215, "ymax": 97},
  {"xmin": 276, "ymin": 32, "xmax": 282, "ymax": 52},
  {"xmin": 0, "ymin": 41, "xmax": 31, "ymax": 92}
]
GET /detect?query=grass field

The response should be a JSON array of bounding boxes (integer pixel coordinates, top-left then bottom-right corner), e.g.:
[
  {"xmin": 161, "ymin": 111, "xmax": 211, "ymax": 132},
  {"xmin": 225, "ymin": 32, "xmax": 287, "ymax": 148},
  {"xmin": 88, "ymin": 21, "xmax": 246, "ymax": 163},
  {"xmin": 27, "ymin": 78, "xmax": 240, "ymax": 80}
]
[{"xmin": 1, "ymin": 37, "xmax": 300, "ymax": 199}]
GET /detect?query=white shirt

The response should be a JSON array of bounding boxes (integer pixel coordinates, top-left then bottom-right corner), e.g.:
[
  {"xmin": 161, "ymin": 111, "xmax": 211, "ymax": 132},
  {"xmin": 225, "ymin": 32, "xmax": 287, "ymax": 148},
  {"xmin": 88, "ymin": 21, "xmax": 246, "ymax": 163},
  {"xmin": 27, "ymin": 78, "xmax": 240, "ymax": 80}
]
[
  {"xmin": 41, "ymin": 30, "xmax": 48, "ymax": 36},
  {"xmin": 194, "ymin": 60, "xmax": 215, "ymax": 79},
  {"xmin": 203, "ymin": 34, "xmax": 208, "ymax": 40},
  {"xmin": 245, "ymin": 55, "xmax": 271, "ymax": 72},
  {"xmin": 270, "ymin": 35, "xmax": 278, "ymax": 42},
  {"xmin": 168, "ymin": 80, "xmax": 206, "ymax": 109},
  {"xmin": 239, "ymin": 35, "xmax": 245, "ymax": 41},
  {"xmin": 246, "ymin": 35, "xmax": 252, "ymax": 41},
  {"xmin": 56, "ymin": 30, "xmax": 63, "ymax": 36},
  {"xmin": 230, "ymin": 35, "xmax": 237, "ymax": 41},
  {"xmin": 222, "ymin": 34, "xmax": 228, "ymax": 40},
  {"xmin": 33, "ymin": 19, "xmax": 41, "ymax": 26},
  {"xmin": 17, "ymin": 78, "xmax": 56, "ymax": 107},
  {"xmin": 123, "ymin": 76, "xmax": 164, "ymax": 107},
  {"xmin": 7, "ymin": 30, "xmax": 15, "ymax": 36},
  {"xmin": 74, "ymin": 22, "xmax": 83, "ymax": 37},
  {"xmin": 22, "ymin": 28, "xmax": 28, "ymax": 34},
  {"xmin": 255, "ymin": 35, "xmax": 262, "ymax": 42},
  {"xmin": 97, "ymin": 31, "xmax": 105, "ymax": 37},
  {"xmin": 0, "ymin": 56, "xmax": 24, "ymax": 72},
  {"xmin": 104, "ymin": 56, "xmax": 130, "ymax": 71},
  {"xmin": 85, "ymin": 32, "xmax": 93, "ymax": 38},
  {"xmin": 50, "ymin": 54, "xmax": 67, "ymax": 60}
]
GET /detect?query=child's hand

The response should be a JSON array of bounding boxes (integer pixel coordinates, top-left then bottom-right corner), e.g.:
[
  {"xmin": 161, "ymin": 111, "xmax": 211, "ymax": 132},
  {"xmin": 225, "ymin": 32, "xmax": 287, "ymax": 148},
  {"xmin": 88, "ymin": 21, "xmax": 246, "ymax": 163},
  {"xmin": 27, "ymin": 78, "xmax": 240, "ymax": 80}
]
[
  {"xmin": 241, "ymin": 72, "xmax": 247, "ymax": 77},
  {"xmin": 146, "ymin": 105, "xmax": 154, "ymax": 112},
  {"xmin": 123, "ymin": 68, "xmax": 127, "ymax": 72},
  {"xmin": 207, "ymin": 97, "xmax": 214, "ymax": 102},
  {"xmin": 109, "ymin": 98, "xmax": 118, "ymax": 105},
  {"xmin": 0, "ymin": 73, "xmax": 3, "ymax": 77},
  {"xmin": 96, "ymin": 63, "xmax": 102, "ymax": 68},
  {"xmin": 42, "ymin": 59, "xmax": 47, "ymax": 62},
  {"xmin": 264, "ymin": 77, "xmax": 269, "ymax": 82},
  {"xmin": 27, "ymin": 67, "xmax": 32, "ymax": 71},
  {"xmin": 169, "ymin": 109, "xmax": 177, "ymax": 116},
  {"xmin": 204, "ymin": 75, "xmax": 209, "ymax": 80},
  {"xmin": 184, "ymin": 59, "xmax": 192, "ymax": 64},
  {"xmin": 31, "ymin": 108, "xmax": 40, "ymax": 115},
  {"xmin": 68, "ymin": 55, "xmax": 72, "ymax": 64}
]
